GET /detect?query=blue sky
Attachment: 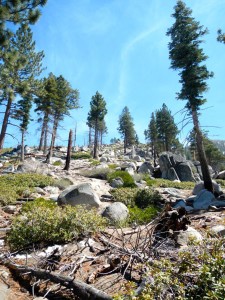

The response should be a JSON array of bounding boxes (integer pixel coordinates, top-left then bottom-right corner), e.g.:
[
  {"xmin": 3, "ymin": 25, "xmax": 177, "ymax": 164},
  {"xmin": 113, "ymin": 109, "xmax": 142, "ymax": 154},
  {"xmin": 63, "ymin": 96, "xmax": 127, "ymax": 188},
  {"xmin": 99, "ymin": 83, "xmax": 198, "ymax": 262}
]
[{"xmin": 4, "ymin": 0, "xmax": 225, "ymax": 147}]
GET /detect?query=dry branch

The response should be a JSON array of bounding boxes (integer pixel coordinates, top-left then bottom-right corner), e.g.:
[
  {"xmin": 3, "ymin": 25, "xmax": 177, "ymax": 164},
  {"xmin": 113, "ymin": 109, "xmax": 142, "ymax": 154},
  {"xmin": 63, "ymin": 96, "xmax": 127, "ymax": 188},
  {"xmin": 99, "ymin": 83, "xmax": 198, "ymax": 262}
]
[{"xmin": 1, "ymin": 258, "xmax": 112, "ymax": 300}]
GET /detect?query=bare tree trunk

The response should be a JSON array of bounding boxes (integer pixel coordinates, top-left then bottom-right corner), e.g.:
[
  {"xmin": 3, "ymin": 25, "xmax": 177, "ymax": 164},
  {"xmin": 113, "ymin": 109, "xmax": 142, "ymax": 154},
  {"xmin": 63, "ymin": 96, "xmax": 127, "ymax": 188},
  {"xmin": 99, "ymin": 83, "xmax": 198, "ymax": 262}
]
[
  {"xmin": 21, "ymin": 129, "xmax": 25, "ymax": 162},
  {"xmin": 191, "ymin": 109, "xmax": 213, "ymax": 193},
  {"xmin": 0, "ymin": 96, "xmax": 12, "ymax": 149},
  {"xmin": 64, "ymin": 129, "xmax": 73, "ymax": 171}
]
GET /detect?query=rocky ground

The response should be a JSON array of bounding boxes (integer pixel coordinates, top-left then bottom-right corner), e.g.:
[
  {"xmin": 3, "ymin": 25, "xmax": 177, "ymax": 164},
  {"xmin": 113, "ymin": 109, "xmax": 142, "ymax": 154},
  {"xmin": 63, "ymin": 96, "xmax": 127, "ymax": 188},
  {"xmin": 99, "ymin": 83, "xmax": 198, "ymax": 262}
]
[{"xmin": 0, "ymin": 146, "xmax": 225, "ymax": 299}]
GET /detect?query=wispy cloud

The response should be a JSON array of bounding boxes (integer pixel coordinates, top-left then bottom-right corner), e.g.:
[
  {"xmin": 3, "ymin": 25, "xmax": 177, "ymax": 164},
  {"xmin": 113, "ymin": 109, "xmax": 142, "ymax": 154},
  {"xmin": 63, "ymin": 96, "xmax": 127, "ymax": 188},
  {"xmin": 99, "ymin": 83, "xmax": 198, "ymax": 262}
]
[{"xmin": 117, "ymin": 23, "xmax": 162, "ymax": 105}]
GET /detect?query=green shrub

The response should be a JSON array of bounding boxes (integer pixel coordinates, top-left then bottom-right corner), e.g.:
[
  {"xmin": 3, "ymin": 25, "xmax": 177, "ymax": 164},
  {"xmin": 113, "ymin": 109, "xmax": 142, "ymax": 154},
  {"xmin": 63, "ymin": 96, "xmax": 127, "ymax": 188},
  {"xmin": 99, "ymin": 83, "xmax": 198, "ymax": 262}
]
[
  {"xmin": 110, "ymin": 188, "xmax": 138, "ymax": 206},
  {"xmin": 134, "ymin": 188, "xmax": 163, "ymax": 209},
  {"xmin": 107, "ymin": 170, "xmax": 136, "ymax": 188},
  {"xmin": 54, "ymin": 177, "xmax": 73, "ymax": 190},
  {"xmin": 52, "ymin": 160, "xmax": 63, "ymax": 166},
  {"xmin": 81, "ymin": 167, "xmax": 111, "ymax": 180},
  {"xmin": 0, "ymin": 174, "xmax": 56, "ymax": 205},
  {"xmin": 89, "ymin": 158, "xmax": 101, "ymax": 166},
  {"xmin": 7, "ymin": 199, "xmax": 106, "ymax": 250},
  {"xmin": 114, "ymin": 237, "xmax": 225, "ymax": 300},
  {"xmin": 108, "ymin": 164, "xmax": 118, "ymax": 169},
  {"xmin": 145, "ymin": 178, "xmax": 195, "ymax": 189},
  {"xmin": 71, "ymin": 152, "xmax": 92, "ymax": 160},
  {"xmin": 128, "ymin": 205, "xmax": 159, "ymax": 225}
]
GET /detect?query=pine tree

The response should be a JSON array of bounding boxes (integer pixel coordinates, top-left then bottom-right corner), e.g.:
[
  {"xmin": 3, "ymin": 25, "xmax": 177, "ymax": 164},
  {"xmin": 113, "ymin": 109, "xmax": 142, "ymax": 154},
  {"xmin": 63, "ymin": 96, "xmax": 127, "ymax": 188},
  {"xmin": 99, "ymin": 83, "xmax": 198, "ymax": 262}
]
[
  {"xmin": 87, "ymin": 91, "xmax": 107, "ymax": 158},
  {"xmin": 0, "ymin": 24, "xmax": 44, "ymax": 149},
  {"xmin": 118, "ymin": 106, "xmax": 136, "ymax": 154},
  {"xmin": 167, "ymin": 0, "xmax": 214, "ymax": 192},
  {"xmin": 146, "ymin": 112, "xmax": 158, "ymax": 166},
  {"xmin": 35, "ymin": 74, "xmax": 57, "ymax": 153},
  {"xmin": 0, "ymin": 0, "xmax": 47, "ymax": 46},
  {"xmin": 156, "ymin": 103, "xmax": 179, "ymax": 152}
]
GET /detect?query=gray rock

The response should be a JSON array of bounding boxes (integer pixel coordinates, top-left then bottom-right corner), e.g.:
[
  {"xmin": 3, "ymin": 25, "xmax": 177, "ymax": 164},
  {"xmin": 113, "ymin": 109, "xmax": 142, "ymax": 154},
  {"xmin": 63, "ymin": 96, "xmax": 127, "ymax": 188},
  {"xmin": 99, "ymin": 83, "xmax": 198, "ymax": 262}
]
[
  {"xmin": 216, "ymin": 170, "xmax": 225, "ymax": 179},
  {"xmin": 125, "ymin": 167, "xmax": 135, "ymax": 176},
  {"xmin": 57, "ymin": 183, "xmax": 101, "ymax": 208},
  {"xmin": 210, "ymin": 225, "xmax": 225, "ymax": 237},
  {"xmin": 193, "ymin": 181, "xmax": 222, "ymax": 195},
  {"xmin": 193, "ymin": 190, "xmax": 215, "ymax": 210},
  {"xmin": 173, "ymin": 200, "xmax": 194, "ymax": 212},
  {"xmin": 177, "ymin": 226, "xmax": 203, "ymax": 246},
  {"xmin": 159, "ymin": 152, "xmax": 196, "ymax": 182},
  {"xmin": 133, "ymin": 155, "xmax": 142, "ymax": 162},
  {"xmin": 102, "ymin": 202, "xmax": 129, "ymax": 223},
  {"xmin": 138, "ymin": 162, "xmax": 154, "ymax": 175},
  {"xmin": 121, "ymin": 161, "xmax": 136, "ymax": 171},
  {"xmin": 175, "ymin": 162, "xmax": 195, "ymax": 182},
  {"xmin": 167, "ymin": 167, "xmax": 180, "ymax": 181},
  {"xmin": 110, "ymin": 177, "xmax": 124, "ymax": 188},
  {"xmin": 100, "ymin": 157, "xmax": 107, "ymax": 163},
  {"xmin": 2, "ymin": 205, "xmax": 17, "ymax": 214}
]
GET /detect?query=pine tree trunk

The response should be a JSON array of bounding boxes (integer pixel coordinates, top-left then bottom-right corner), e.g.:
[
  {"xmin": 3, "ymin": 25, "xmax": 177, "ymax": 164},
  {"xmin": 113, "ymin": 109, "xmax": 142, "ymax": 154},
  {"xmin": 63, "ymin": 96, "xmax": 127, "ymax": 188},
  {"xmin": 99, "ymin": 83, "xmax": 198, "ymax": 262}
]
[
  {"xmin": 64, "ymin": 129, "xmax": 73, "ymax": 171},
  {"xmin": 191, "ymin": 109, "xmax": 213, "ymax": 193},
  {"xmin": 46, "ymin": 117, "xmax": 58, "ymax": 163},
  {"xmin": 124, "ymin": 137, "xmax": 127, "ymax": 154},
  {"xmin": 0, "ymin": 96, "xmax": 12, "ymax": 149},
  {"xmin": 43, "ymin": 122, "xmax": 48, "ymax": 154},
  {"xmin": 88, "ymin": 127, "xmax": 92, "ymax": 147},
  {"xmin": 21, "ymin": 129, "xmax": 25, "ymax": 162},
  {"xmin": 38, "ymin": 119, "xmax": 46, "ymax": 150},
  {"xmin": 93, "ymin": 120, "xmax": 98, "ymax": 159}
]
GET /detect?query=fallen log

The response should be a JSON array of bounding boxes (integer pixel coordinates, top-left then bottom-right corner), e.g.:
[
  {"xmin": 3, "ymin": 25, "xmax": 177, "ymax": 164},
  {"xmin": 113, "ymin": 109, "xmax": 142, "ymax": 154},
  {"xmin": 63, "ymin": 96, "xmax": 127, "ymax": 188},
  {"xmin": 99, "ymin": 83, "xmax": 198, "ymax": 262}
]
[{"xmin": 2, "ymin": 259, "xmax": 112, "ymax": 300}]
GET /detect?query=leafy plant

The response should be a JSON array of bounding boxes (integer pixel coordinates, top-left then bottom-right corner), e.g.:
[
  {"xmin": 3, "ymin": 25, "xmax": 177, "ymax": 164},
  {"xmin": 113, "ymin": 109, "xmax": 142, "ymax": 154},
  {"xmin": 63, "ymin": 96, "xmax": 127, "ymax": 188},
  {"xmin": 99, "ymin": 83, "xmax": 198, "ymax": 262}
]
[
  {"xmin": 7, "ymin": 199, "xmax": 107, "ymax": 250},
  {"xmin": 52, "ymin": 160, "xmax": 63, "ymax": 166},
  {"xmin": 71, "ymin": 152, "xmax": 92, "ymax": 160},
  {"xmin": 81, "ymin": 167, "xmax": 111, "ymax": 180},
  {"xmin": 128, "ymin": 205, "xmax": 159, "ymax": 225},
  {"xmin": 107, "ymin": 170, "xmax": 136, "ymax": 188},
  {"xmin": 110, "ymin": 188, "xmax": 138, "ymax": 206},
  {"xmin": 145, "ymin": 178, "xmax": 195, "ymax": 189},
  {"xmin": 134, "ymin": 188, "xmax": 163, "ymax": 209},
  {"xmin": 114, "ymin": 237, "xmax": 225, "ymax": 299},
  {"xmin": 0, "ymin": 173, "xmax": 56, "ymax": 205}
]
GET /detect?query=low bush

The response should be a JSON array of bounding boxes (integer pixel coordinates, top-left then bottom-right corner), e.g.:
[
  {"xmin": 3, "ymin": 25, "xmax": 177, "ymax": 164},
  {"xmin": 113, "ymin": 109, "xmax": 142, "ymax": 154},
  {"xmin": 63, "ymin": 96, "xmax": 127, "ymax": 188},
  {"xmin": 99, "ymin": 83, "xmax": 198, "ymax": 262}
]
[
  {"xmin": 145, "ymin": 178, "xmax": 195, "ymax": 189},
  {"xmin": 134, "ymin": 188, "xmax": 163, "ymax": 209},
  {"xmin": 0, "ymin": 173, "xmax": 56, "ymax": 205},
  {"xmin": 7, "ymin": 199, "xmax": 107, "ymax": 250},
  {"xmin": 110, "ymin": 188, "xmax": 138, "ymax": 206},
  {"xmin": 128, "ymin": 205, "xmax": 159, "ymax": 225},
  {"xmin": 107, "ymin": 170, "xmax": 136, "ymax": 188},
  {"xmin": 81, "ymin": 167, "xmax": 111, "ymax": 180},
  {"xmin": 89, "ymin": 159, "xmax": 101, "ymax": 166},
  {"xmin": 71, "ymin": 152, "xmax": 92, "ymax": 160},
  {"xmin": 54, "ymin": 178, "xmax": 73, "ymax": 190},
  {"xmin": 52, "ymin": 160, "xmax": 63, "ymax": 166},
  {"xmin": 115, "ymin": 237, "xmax": 225, "ymax": 299}
]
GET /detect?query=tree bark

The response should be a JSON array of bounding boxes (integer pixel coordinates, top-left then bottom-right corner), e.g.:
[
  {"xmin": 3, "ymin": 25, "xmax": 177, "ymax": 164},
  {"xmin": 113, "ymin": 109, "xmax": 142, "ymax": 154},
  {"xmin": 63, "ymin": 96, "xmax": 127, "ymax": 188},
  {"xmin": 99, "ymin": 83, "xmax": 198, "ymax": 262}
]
[
  {"xmin": 64, "ymin": 129, "xmax": 72, "ymax": 171},
  {"xmin": 191, "ymin": 109, "xmax": 213, "ymax": 193},
  {"xmin": 0, "ymin": 96, "xmax": 12, "ymax": 149},
  {"xmin": 93, "ymin": 119, "xmax": 98, "ymax": 159},
  {"xmin": 46, "ymin": 116, "xmax": 58, "ymax": 163},
  {"xmin": 21, "ymin": 129, "xmax": 24, "ymax": 162}
]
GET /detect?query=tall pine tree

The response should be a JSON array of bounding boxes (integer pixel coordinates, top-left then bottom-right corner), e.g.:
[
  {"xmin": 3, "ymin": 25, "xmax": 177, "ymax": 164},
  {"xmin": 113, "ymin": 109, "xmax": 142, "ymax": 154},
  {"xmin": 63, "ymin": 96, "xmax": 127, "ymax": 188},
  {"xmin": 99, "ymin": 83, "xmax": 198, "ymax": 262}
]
[
  {"xmin": 0, "ymin": 23, "xmax": 44, "ymax": 149},
  {"xmin": 87, "ymin": 91, "xmax": 107, "ymax": 159},
  {"xmin": 167, "ymin": 0, "xmax": 214, "ymax": 192},
  {"xmin": 118, "ymin": 106, "xmax": 136, "ymax": 154}
]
